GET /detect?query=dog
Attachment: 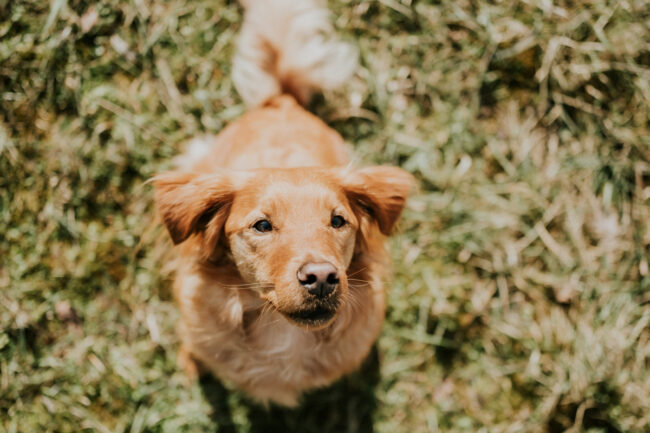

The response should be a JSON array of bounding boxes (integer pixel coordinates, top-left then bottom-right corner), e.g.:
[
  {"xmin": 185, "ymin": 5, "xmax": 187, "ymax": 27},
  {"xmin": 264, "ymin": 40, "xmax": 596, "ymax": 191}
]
[{"xmin": 153, "ymin": 0, "xmax": 413, "ymax": 406}]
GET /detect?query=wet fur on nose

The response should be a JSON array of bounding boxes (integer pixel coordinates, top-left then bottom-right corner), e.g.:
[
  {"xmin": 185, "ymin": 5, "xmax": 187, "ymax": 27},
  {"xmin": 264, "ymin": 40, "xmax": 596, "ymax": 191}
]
[{"xmin": 297, "ymin": 262, "xmax": 339, "ymax": 298}]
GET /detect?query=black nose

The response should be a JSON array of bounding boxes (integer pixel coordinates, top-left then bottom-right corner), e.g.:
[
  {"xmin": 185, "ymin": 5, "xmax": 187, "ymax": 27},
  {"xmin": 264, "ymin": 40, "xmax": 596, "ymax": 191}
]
[{"xmin": 297, "ymin": 262, "xmax": 339, "ymax": 298}]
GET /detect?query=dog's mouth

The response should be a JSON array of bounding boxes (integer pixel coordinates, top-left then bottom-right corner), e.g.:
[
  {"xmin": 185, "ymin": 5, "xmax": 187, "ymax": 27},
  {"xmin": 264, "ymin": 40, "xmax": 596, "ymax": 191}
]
[
  {"xmin": 287, "ymin": 306, "xmax": 336, "ymax": 323},
  {"xmin": 281, "ymin": 299, "xmax": 340, "ymax": 328}
]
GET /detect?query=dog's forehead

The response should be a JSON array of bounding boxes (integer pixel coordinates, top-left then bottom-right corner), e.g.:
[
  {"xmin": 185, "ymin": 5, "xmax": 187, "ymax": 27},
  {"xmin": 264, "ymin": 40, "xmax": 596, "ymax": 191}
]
[
  {"xmin": 247, "ymin": 170, "xmax": 343, "ymax": 203},
  {"xmin": 227, "ymin": 169, "xmax": 349, "ymax": 220},
  {"xmin": 262, "ymin": 180, "xmax": 338, "ymax": 202}
]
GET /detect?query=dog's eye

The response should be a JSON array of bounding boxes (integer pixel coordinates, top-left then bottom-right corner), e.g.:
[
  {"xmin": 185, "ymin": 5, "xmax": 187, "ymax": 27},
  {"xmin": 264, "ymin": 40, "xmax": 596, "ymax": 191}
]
[
  {"xmin": 331, "ymin": 215, "xmax": 346, "ymax": 229},
  {"xmin": 253, "ymin": 220, "xmax": 273, "ymax": 233}
]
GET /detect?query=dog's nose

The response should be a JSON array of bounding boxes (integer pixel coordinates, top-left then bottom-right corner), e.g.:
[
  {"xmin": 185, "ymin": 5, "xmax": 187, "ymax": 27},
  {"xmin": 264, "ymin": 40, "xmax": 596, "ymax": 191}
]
[{"xmin": 297, "ymin": 262, "xmax": 339, "ymax": 298}]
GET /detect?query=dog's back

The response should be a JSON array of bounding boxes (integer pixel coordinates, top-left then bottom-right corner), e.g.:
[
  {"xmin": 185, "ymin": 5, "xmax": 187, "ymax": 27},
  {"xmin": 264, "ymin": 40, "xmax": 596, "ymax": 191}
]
[{"xmin": 177, "ymin": 0, "xmax": 357, "ymax": 173}]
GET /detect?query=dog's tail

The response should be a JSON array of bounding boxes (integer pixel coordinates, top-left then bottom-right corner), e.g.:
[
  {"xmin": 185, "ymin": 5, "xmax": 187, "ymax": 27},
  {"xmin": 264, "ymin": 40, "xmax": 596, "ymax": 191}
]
[{"xmin": 232, "ymin": 0, "xmax": 358, "ymax": 107}]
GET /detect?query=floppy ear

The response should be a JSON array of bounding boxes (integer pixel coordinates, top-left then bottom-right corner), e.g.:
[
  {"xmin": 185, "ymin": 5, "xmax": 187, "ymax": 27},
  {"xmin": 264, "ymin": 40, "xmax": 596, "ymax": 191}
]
[
  {"xmin": 152, "ymin": 171, "xmax": 234, "ymax": 246},
  {"xmin": 341, "ymin": 166, "xmax": 414, "ymax": 235}
]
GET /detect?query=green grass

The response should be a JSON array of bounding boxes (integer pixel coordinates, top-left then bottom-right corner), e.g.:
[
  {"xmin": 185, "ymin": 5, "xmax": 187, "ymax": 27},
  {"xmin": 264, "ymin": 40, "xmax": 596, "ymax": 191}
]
[{"xmin": 2, "ymin": 0, "xmax": 649, "ymax": 432}]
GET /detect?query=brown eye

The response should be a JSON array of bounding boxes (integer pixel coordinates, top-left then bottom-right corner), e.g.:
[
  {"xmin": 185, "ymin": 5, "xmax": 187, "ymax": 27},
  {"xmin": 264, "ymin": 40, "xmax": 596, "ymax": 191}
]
[
  {"xmin": 331, "ymin": 215, "xmax": 346, "ymax": 229},
  {"xmin": 253, "ymin": 220, "xmax": 273, "ymax": 233}
]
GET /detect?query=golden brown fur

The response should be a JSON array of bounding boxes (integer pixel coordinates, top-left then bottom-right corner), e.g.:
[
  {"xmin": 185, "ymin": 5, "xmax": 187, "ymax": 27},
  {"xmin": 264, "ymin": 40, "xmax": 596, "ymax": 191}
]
[{"xmin": 153, "ymin": 0, "xmax": 413, "ymax": 406}]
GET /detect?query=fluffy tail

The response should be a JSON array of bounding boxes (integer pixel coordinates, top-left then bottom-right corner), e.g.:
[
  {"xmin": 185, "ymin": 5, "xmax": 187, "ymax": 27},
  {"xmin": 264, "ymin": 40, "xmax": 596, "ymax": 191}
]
[{"xmin": 232, "ymin": 0, "xmax": 358, "ymax": 107}]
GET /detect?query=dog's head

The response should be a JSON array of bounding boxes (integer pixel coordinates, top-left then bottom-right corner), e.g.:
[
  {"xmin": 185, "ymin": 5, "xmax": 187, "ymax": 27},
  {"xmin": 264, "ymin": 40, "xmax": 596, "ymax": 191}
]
[{"xmin": 154, "ymin": 166, "xmax": 412, "ymax": 329}]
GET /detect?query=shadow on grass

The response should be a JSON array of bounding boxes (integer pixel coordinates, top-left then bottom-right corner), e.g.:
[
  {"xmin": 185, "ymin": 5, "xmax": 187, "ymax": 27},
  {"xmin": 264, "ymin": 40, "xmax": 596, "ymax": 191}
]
[
  {"xmin": 198, "ymin": 375, "xmax": 236, "ymax": 433},
  {"xmin": 200, "ymin": 346, "xmax": 381, "ymax": 433}
]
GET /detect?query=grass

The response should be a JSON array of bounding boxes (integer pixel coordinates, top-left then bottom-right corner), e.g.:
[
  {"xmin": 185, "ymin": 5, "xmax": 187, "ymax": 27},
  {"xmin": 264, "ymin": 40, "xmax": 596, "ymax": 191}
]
[{"xmin": 1, "ymin": 0, "xmax": 649, "ymax": 432}]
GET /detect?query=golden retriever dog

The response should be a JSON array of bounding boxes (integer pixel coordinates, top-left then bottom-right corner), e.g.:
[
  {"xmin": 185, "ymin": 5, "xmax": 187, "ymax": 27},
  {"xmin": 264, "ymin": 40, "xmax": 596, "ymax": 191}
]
[{"xmin": 153, "ymin": 0, "xmax": 413, "ymax": 406}]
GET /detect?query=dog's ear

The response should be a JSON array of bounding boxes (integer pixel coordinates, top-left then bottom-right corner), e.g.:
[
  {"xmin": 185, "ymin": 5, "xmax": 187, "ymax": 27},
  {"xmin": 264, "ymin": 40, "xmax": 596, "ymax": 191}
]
[
  {"xmin": 152, "ymin": 172, "xmax": 234, "ymax": 246},
  {"xmin": 340, "ymin": 166, "xmax": 414, "ymax": 235}
]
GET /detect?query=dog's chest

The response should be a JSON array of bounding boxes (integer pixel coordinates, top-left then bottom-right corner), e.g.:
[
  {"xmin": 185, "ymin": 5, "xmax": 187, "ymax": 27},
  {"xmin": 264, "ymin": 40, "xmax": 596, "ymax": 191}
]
[
  {"xmin": 243, "ymin": 312, "xmax": 339, "ymax": 381},
  {"xmin": 178, "ymin": 273, "xmax": 384, "ymax": 398},
  {"xmin": 194, "ymin": 306, "xmax": 375, "ymax": 390}
]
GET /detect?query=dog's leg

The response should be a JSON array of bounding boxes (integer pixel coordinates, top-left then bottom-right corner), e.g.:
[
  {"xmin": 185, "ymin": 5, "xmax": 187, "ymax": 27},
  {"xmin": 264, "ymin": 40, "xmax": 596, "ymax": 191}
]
[{"xmin": 177, "ymin": 344, "xmax": 206, "ymax": 381}]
